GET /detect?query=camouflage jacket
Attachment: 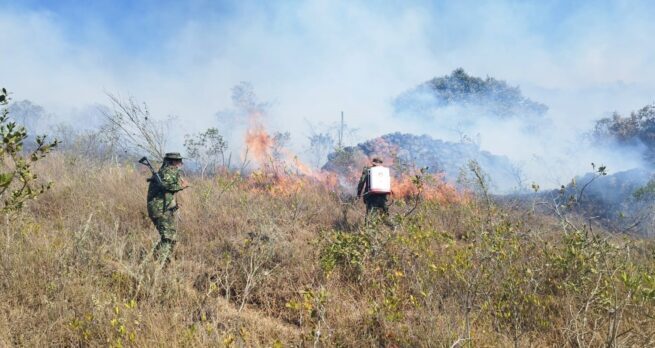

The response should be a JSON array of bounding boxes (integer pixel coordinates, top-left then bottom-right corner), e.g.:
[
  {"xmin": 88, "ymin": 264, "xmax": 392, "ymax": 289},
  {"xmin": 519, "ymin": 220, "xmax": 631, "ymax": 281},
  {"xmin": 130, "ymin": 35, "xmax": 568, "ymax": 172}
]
[{"xmin": 147, "ymin": 164, "xmax": 184, "ymax": 216}]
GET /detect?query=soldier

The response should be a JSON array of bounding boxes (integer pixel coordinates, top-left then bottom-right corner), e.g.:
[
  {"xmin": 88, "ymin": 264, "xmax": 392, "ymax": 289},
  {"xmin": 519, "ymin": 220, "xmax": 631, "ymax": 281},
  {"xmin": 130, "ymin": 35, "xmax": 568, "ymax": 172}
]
[
  {"xmin": 357, "ymin": 157, "xmax": 391, "ymax": 222},
  {"xmin": 147, "ymin": 152, "xmax": 189, "ymax": 264}
]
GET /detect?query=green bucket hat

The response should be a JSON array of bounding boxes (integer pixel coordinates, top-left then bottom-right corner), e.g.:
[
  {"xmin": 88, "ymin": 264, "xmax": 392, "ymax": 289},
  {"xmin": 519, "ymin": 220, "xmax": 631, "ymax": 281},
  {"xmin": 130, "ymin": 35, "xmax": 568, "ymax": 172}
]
[{"xmin": 164, "ymin": 152, "xmax": 184, "ymax": 160}]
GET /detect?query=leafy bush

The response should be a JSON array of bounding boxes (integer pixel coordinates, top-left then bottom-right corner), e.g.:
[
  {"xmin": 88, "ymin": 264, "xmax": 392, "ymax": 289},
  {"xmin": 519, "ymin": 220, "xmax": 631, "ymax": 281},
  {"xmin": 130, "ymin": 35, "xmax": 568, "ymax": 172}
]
[
  {"xmin": 0, "ymin": 88, "xmax": 59, "ymax": 212},
  {"xmin": 594, "ymin": 104, "xmax": 655, "ymax": 160},
  {"xmin": 395, "ymin": 68, "xmax": 548, "ymax": 119}
]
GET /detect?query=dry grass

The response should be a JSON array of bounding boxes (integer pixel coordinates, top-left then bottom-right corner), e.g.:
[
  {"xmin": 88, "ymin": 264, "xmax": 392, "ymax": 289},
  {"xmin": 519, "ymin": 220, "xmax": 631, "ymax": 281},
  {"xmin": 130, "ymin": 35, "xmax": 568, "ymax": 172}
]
[{"xmin": 1, "ymin": 154, "xmax": 654, "ymax": 347}]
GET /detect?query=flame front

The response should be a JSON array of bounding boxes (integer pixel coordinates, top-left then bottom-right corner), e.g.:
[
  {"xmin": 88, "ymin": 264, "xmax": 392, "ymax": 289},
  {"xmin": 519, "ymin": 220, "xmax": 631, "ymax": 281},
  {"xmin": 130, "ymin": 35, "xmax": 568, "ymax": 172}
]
[
  {"xmin": 240, "ymin": 112, "xmax": 465, "ymax": 203},
  {"xmin": 392, "ymin": 173, "xmax": 467, "ymax": 204}
]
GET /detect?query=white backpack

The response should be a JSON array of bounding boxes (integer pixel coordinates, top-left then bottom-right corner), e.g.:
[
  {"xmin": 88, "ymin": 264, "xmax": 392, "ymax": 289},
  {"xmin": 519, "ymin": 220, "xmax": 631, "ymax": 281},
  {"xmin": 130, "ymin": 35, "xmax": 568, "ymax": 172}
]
[{"xmin": 368, "ymin": 166, "xmax": 391, "ymax": 194}]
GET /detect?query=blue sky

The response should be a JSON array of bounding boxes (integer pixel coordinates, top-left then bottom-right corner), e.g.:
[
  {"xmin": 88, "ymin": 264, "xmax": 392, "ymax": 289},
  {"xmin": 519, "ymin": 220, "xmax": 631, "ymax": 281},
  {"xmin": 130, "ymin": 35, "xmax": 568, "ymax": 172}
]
[
  {"xmin": 5, "ymin": 1, "xmax": 237, "ymax": 54},
  {"xmin": 3, "ymin": 0, "xmax": 654, "ymax": 122},
  {"xmin": 2, "ymin": 0, "xmax": 655, "ymax": 184},
  {"xmin": 5, "ymin": 0, "xmax": 647, "ymax": 57},
  {"xmin": 4, "ymin": 0, "xmax": 653, "ymax": 98}
]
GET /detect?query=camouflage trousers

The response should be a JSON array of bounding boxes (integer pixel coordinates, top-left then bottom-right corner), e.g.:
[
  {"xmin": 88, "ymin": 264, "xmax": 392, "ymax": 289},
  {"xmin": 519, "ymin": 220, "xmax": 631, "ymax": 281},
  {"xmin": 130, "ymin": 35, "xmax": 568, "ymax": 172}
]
[{"xmin": 149, "ymin": 209, "xmax": 177, "ymax": 264}]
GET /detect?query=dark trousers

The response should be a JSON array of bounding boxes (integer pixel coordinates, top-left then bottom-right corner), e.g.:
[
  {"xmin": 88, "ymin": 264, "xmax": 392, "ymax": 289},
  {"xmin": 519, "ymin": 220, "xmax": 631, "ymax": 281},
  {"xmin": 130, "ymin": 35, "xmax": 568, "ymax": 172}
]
[{"xmin": 364, "ymin": 194, "xmax": 389, "ymax": 224}]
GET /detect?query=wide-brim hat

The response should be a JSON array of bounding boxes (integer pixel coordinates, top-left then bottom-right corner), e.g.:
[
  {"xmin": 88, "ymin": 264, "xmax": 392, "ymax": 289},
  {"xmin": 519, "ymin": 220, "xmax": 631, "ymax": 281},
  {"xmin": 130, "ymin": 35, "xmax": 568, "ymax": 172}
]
[{"xmin": 164, "ymin": 152, "xmax": 184, "ymax": 160}]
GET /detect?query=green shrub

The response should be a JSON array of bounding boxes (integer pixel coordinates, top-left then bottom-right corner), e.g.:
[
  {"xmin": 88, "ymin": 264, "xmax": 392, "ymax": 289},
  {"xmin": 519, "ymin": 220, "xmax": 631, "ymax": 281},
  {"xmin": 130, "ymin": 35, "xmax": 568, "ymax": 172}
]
[{"xmin": 0, "ymin": 88, "xmax": 59, "ymax": 212}]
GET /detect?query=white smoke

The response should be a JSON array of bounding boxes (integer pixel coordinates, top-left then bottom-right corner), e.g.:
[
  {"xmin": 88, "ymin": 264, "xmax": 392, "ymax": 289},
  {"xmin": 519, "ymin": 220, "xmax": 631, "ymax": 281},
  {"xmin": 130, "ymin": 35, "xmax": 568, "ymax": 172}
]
[{"xmin": 2, "ymin": 1, "xmax": 655, "ymax": 189}]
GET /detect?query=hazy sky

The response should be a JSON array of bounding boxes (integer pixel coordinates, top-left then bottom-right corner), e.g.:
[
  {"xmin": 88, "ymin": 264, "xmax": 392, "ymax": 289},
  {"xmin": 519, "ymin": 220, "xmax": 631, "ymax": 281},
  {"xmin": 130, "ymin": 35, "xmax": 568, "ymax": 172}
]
[{"xmin": 2, "ymin": 0, "xmax": 654, "ymax": 185}]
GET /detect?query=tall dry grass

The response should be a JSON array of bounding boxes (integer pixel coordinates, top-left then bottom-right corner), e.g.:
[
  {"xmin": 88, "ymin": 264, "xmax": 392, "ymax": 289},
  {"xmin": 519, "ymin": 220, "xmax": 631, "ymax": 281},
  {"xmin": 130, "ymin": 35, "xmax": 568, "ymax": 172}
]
[{"xmin": 1, "ymin": 154, "xmax": 654, "ymax": 347}]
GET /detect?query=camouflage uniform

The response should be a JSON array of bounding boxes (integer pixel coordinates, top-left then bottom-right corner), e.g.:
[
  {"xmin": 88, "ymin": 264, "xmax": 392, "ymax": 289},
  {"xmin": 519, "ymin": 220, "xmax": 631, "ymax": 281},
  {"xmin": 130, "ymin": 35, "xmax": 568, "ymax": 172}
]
[
  {"xmin": 147, "ymin": 154, "xmax": 185, "ymax": 263},
  {"xmin": 357, "ymin": 163, "xmax": 389, "ymax": 221}
]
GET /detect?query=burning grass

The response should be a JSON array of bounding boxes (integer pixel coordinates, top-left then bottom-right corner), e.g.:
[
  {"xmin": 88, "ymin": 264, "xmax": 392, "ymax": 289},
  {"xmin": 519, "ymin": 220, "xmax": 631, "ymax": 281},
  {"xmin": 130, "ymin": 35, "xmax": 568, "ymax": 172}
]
[{"xmin": 392, "ymin": 171, "xmax": 468, "ymax": 204}]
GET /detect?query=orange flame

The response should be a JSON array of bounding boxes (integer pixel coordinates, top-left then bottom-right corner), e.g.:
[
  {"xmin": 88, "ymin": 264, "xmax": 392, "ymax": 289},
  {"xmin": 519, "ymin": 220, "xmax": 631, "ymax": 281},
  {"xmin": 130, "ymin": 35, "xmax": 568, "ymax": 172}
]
[
  {"xmin": 241, "ymin": 114, "xmax": 466, "ymax": 203},
  {"xmin": 244, "ymin": 108, "xmax": 275, "ymax": 168},
  {"xmin": 245, "ymin": 127, "xmax": 273, "ymax": 166},
  {"xmin": 392, "ymin": 172, "xmax": 467, "ymax": 205},
  {"xmin": 241, "ymin": 110, "xmax": 339, "ymax": 197}
]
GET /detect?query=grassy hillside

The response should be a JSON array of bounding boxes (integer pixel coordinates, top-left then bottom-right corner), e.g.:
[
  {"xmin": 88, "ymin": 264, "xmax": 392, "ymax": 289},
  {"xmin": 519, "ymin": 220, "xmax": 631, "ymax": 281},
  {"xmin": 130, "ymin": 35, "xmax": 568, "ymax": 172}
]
[{"xmin": 1, "ymin": 154, "xmax": 654, "ymax": 347}]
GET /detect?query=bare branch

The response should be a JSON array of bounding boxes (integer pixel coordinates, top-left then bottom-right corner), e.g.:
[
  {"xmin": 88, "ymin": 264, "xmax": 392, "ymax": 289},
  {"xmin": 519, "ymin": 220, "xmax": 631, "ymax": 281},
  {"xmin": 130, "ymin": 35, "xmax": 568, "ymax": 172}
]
[{"xmin": 101, "ymin": 93, "xmax": 168, "ymax": 161}]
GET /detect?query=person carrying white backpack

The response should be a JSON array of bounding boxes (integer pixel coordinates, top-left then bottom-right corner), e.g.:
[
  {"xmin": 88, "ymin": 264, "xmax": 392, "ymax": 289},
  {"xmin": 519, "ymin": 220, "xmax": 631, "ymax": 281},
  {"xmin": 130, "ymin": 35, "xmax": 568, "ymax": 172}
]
[{"xmin": 356, "ymin": 157, "xmax": 392, "ymax": 223}]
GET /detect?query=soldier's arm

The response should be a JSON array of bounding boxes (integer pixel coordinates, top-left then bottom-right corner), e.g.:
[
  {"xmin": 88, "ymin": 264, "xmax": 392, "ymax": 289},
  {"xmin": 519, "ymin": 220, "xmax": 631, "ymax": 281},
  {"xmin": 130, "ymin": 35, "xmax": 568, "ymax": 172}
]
[
  {"xmin": 161, "ymin": 168, "xmax": 185, "ymax": 192},
  {"xmin": 180, "ymin": 177, "xmax": 189, "ymax": 189},
  {"xmin": 178, "ymin": 169, "xmax": 191, "ymax": 189},
  {"xmin": 356, "ymin": 168, "xmax": 367, "ymax": 197}
]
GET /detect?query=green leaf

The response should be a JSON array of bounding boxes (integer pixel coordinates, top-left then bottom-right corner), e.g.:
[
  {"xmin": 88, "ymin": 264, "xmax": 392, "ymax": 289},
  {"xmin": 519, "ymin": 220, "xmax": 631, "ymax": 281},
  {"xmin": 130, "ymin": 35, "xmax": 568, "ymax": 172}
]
[{"xmin": 0, "ymin": 172, "xmax": 13, "ymax": 188}]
